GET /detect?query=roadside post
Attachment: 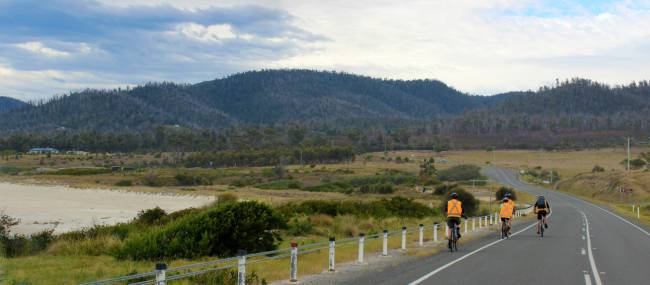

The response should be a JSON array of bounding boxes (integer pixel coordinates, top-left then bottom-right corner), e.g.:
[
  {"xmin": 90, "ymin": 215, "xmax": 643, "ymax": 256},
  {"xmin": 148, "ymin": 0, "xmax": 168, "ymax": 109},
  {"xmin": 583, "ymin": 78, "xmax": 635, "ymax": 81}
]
[
  {"xmin": 237, "ymin": 250, "xmax": 247, "ymax": 285},
  {"xmin": 418, "ymin": 224, "xmax": 424, "ymax": 246},
  {"xmin": 358, "ymin": 234, "xmax": 365, "ymax": 263},
  {"xmin": 382, "ymin": 230, "xmax": 389, "ymax": 256},
  {"xmin": 290, "ymin": 241, "xmax": 298, "ymax": 282},
  {"xmin": 464, "ymin": 219, "xmax": 468, "ymax": 235},
  {"xmin": 401, "ymin": 227, "xmax": 407, "ymax": 250},
  {"xmin": 328, "ymin": 237, "xmax": 336, "ymax": 272},
  {"xmin": 472, "ymin": 217, "xmax": 476, "ymax": 231},
  {"xmin": 433, "ymin": 223, "xmax": 438, "ymax": 242},
  {"xmin": 155, "ymin": 263, "xmax": 167, "ymax": 285},
  {"xmin": 638, "ymin": 205, "xmax": 641, "ymax": 219}
]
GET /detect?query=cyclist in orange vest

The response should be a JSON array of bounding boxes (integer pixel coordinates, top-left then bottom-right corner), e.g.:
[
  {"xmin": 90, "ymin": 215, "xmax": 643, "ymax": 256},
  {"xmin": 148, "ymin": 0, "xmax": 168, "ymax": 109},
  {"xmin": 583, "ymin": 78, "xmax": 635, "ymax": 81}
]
[
  {"xmin": 444, "ymin": 192, "xmax": 464, "ymax": 241},
  {"xmin": 499, "ymin": 193, "xmax": 516, "ymax": 234}
]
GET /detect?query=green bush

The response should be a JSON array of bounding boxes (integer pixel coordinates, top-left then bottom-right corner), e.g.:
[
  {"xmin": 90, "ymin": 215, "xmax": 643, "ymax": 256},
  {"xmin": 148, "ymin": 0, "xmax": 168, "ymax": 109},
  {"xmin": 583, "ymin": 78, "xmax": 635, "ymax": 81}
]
[
  {"xmin": 437, "ymin": 165, "xmax": 484, "ymax": 182},
  {"xmin": 433, "ymin": 183, "xmax": 460, "ymax": 196},
  {"xmin": 303, "ymin": 181, "xmax": 352, "ymax": 193},
  {"xmin": 254, "ymin": 180, "xmax": 302, "ymax": 190},
  {"xmin": 191, "ymin": 269, "xmax": 267, "ymax": 285},
  {"xmin": 495, "ymin": 187, "xmax": 517, "ymax": 201},
  {"xmin": 175, "ymin": 172, "xmax": 213, "ymax": 186},
  {"xmin": 116, "ymin": 201, "xmax": 286, "ymax": 260},
  {"xmin": 359, "ymin": 183, "xmax": 394, "ymax": 194},
  {"xmin": 287, "ymin": 218, "xmax": 314, "ymax": 236},
  {"xmin": 48, "ymin": 168, "xmax": 111, "ymax": 176},
  {"xmin": 115, "ymin": 180, "xmax": 133, "ymax": 186},
  {"xmin": 279, "ymin": 197, "xmax": 434, "ymax": 219},
  {"xmin": 135, "ymin": 207, "xmax": 168, "ymax": 225},
  {"xmin": 592, "ymin": 165, "xmax": 605, "ymax": 173},
  {"xmin": 349, "ymin": 170, "xmax": 416, "ymax": 187},
  {"xmin": 438, "ymin": 188, "xmax": 479, "ymax": 216}
]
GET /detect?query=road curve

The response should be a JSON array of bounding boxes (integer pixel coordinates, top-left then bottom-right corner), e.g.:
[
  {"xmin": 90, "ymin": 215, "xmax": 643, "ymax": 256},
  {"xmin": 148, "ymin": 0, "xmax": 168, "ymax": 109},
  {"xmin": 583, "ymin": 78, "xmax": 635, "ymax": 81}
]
[{"xmin": 348, "ymin": 166, "xmax": 650, "ymax": 285}]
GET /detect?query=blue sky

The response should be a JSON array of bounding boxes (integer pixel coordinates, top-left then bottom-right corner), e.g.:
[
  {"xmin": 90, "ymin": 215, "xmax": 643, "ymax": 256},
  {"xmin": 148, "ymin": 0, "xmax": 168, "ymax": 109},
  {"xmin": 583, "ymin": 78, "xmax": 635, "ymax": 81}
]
[{"xmin": 1, "ymin": 0, "xmax": 649, "ymax": 100}]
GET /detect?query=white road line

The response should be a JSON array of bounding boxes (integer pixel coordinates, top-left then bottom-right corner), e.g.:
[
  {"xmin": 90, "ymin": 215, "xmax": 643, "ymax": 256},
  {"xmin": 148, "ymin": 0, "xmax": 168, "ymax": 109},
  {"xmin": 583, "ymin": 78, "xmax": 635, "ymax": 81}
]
[
  {"xmin": 584, "ymin": 274, "xmax": 593, "ymax": 285},
  {"xmin": 582, "ymin": 235, "xmax": 585, "ymax": 240},
  {"xmin": 407, "ymin": 220, "xmax": 539, "ymax": 285},
  {"xmin": 502, "ymin": 167, "xmax": 649, "ymax": 237},
  {"xmin": 587, "ymin": 203, "xmax": 649, "ymax": 237},
  {"xmin": 582, "ymin": 212, "xmax": 603, "ymax": 285},
  {"xmin": 581, "ymin": 248, "xmax": 586, "ymax": 255}
]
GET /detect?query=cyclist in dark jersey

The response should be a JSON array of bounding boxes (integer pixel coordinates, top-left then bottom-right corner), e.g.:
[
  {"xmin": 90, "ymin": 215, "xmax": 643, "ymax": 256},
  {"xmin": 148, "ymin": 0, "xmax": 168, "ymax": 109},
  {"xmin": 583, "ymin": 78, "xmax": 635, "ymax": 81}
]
[{"xmin": 534, "ymin": 195, "xmax": 551, "ymax": 234}]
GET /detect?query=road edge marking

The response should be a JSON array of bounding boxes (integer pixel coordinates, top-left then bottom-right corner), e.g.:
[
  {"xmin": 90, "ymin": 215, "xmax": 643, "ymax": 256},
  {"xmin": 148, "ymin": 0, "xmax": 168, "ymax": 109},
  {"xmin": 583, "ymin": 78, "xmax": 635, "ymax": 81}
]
[
  {"xmin": 582, "ymin": 211, "xmax": 603, "ymax": 285},
  {"xmin": 407, "ymin": 219, "xmax": 540, "ymax": 285}
]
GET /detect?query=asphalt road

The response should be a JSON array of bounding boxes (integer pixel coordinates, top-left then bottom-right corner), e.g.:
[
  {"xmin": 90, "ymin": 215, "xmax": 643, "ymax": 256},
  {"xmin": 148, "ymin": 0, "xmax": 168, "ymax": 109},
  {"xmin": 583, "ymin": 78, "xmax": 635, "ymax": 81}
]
[{"xmin": 348, "ymin": 166, "xmax": 650, "ymax": 285}]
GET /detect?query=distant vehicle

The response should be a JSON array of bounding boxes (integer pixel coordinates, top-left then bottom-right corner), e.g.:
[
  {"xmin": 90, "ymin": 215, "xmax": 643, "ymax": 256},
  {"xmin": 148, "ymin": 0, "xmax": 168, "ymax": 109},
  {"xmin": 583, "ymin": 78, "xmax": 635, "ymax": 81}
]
[{"xmin": 28, "ymin": 147, "xmax": 59, "ymax": 154}]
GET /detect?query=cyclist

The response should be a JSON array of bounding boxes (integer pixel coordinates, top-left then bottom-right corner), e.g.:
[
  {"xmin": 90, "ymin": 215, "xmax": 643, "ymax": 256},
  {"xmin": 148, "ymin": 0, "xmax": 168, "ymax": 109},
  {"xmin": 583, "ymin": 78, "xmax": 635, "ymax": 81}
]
[
  {"xmin": 499, "ymin": 193, "xmax": 515, "ymax": 234},
  {"xmin": 444, "ymin": 192, "xmax": 463, "ymax": 245},
  {"xmin": 534, "ymin": 195, "xmax": 551, "ymax": 234}
]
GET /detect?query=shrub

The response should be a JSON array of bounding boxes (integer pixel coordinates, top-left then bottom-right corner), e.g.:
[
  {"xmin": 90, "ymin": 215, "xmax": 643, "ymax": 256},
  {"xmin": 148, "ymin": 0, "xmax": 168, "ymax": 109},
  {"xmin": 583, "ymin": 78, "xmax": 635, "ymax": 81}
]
[
  {"xmin": 287, "ymin": 218, "xmax": 313, "ymax": 236},
  {"xmin": 48, "ymin": 167, "xmax": 111, "ymax": 175},
  {"xmin": 135, "ymin": 207, "xmax": 167, "ymax": 225},
  {"xmin": 46, "ymin": 235, "xmax": 122, "ymax": 256},
  {"xmin": 175, "ymin": 172, "xmax": 213, "ymax": 186},
  {"xmin": 303, "ymin": 181, "xmax": 352, "ymax": 193},
  {"xmin": 439, "ymin": 188, "xmax": 478, "ymax": 216},
  {"xmin": 280, "ymin": 197, "xmax": 434, "ymax": 219},
  {"xmin": 359, "ymin": 183, "xmax": 395, "ymax": 194},
  {"xmin": 116, "ymin": 201, "xmax": 286, "ymax": 260},
  {"xmin": 592, "ymin": 165, "xmax": 605, "ymax": 173},
  {"xmin": 495, "ymin": 187, "xmax": 517, "ymax": 201},
  {"xmin": 308, "ymin": 214, "xmax": 334, "ymax": 227},
  {"xmin": 437, "ymin": 165, "xmax": 484, "ymax": 182},
  {"xmin": 434, "ymin": 183, "xmax": 463, "ymax": 196},
  {"xmin": 191, "ymin": 269, "xmax": 266, "ymax": 285},
  {"xmin": 142, "ymin": 172, "xmax": 163, "ymax": 187},
  {"xmin": 218, "ymin": 193, "xmax": 239, "ymax": 203},
  {"xmin": 254, "ymin": 180, "xmax": 302, "ymax": 190},
  {"xmin": 115, "ymin": 180, "xmax": 133, "ymax": 186}
]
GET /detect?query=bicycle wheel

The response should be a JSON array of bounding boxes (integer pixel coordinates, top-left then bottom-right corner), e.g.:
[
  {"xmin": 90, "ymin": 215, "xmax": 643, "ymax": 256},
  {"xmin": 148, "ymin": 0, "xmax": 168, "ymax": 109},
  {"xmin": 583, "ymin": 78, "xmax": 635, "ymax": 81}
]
[{"xmin": 540, "ymin": 222, "xmax": 544, "ymax": 237}]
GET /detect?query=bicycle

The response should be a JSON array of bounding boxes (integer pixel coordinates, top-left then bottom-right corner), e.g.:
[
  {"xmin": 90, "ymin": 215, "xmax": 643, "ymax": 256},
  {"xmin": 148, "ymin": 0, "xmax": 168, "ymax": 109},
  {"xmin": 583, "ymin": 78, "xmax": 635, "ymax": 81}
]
[
  {"xmin": 501, "ymin": 219, "xmax": 510, "ymax": 239},
  {"xmin": 537, "ymin": 215, "xmax": 545, "ymax": 237},
  {"xmin": 448, "ymin": 223, "xmax": 459, "ymax": 252}
]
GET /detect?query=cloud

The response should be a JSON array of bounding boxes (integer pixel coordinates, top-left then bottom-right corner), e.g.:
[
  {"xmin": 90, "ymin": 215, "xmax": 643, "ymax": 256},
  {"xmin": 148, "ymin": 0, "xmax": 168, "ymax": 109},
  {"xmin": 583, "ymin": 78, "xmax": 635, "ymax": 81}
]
[
  {"xmin": 0, "ymin": 0, "xmax": 323, "ymax": 100},
  {"xmin": 14, "ymin": 42, "xmax": 70, "ymax": 58},
  {"xmin": 1, "ymin": 0, "xmax": 649, "ymax": 100}
]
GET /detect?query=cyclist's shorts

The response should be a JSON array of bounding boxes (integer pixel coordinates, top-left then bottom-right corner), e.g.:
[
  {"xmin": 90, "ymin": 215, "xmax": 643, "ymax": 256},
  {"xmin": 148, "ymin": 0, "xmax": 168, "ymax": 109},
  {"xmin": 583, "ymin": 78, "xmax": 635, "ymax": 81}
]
[
  {"xmin": 501, "ymin": 217, "xmax": 510, "ymax": 223},
  {"xmin": 537, "ymin": 210, "xmax": 548, "ymax": 220},
  {"xmin": 446, "ymin": 217, "xmax": 461, "ymax": 227}
]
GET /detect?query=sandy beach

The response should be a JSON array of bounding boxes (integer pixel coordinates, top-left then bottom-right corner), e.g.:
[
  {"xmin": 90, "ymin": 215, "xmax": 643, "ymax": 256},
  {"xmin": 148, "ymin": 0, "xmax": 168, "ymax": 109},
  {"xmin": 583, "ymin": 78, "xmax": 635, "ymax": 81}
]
[{"xmin": 0, "ymin": 182, "xmax": 214, "ymax": 235}]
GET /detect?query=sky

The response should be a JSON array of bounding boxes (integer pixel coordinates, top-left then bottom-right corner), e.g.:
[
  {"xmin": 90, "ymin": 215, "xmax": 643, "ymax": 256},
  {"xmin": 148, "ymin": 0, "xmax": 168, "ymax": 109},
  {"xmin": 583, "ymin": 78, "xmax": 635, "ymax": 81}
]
[{"xmin": 1, "ymin": 0, "xmax": 650, "ymax": 100}]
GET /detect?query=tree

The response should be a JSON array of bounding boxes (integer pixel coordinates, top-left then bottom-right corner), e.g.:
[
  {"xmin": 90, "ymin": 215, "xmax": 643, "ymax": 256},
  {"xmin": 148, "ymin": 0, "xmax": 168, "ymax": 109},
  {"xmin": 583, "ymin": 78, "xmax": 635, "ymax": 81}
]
[{"xmin": 439, "ymin": 188, "xmax": 479, "ymax": 216}]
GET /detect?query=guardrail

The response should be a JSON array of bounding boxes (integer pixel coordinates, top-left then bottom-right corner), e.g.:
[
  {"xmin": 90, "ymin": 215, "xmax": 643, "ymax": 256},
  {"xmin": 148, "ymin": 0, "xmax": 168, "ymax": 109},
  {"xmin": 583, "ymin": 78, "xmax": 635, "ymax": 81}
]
[{"xmin": 81, "ymin": 205, "xmax": 534, "ymax": 285}]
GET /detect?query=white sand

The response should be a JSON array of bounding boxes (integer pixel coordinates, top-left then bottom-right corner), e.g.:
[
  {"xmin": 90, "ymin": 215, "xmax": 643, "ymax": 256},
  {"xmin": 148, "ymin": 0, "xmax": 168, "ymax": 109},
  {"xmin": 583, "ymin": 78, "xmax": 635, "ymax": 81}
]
[{"xmin": 0, "ymin": 182, "xmax": 214, "ymax": 235}]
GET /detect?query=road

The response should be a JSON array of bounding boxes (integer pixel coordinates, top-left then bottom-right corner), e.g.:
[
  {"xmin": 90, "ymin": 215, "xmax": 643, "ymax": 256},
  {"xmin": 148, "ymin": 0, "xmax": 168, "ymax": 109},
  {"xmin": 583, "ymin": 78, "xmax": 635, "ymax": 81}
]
[{"xmin": 348, "ymin": 166, "xmax": 650, "ymax": 285}]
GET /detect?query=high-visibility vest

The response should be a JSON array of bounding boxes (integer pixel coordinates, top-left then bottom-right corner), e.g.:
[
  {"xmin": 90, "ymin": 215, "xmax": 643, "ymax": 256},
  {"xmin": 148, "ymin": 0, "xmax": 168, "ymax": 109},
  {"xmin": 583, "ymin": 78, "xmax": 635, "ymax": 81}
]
[
  {"xmin": 447, "ymin": 199, "xmax": 462, "ymax": 217},
  {"xmin": 500, "ymin": 200, "xmax": 514, "ymax": 218}
]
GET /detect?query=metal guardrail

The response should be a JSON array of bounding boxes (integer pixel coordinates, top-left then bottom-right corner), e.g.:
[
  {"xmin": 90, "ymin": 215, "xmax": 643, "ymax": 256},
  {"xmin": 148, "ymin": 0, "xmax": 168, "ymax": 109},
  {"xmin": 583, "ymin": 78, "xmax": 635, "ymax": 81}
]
[{"xmin": 80, "ymin": 205, "xmax": 535, "ymax": 285}]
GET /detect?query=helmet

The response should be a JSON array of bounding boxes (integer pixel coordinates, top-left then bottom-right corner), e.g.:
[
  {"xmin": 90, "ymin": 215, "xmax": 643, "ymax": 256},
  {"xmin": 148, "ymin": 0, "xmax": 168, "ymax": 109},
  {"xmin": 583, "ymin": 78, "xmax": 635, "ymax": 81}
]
[
  {"xmin": 450, "ymin": 192, "xmax": 458, "ymax": 199},
  {"xmin": 504, "ymin": 193, "xmax": 512, "ymax": 198},
  {"xmin": 538, "ymin": 195, "xmax": 545, "ymax": 199}
]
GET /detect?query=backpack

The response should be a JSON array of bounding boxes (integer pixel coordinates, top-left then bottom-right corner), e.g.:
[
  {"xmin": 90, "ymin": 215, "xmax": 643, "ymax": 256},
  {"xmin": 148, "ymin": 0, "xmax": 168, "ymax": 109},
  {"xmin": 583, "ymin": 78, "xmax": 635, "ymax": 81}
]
[{"xmin": 536, "ymin": 197, "xmax": 546, "ymax": 208}]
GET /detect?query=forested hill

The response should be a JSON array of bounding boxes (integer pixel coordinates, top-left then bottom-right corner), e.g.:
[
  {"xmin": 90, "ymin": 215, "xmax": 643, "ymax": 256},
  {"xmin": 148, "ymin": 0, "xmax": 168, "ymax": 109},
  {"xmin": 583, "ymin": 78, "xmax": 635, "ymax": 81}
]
[
  {"xmin": 0, "ymin": 71, "xmax": 648, "ymax": 137},
  {"xmin": 0, "ymin": 96, "xmax": 26, "ymax": 113},
  {"xmin": 0, "ymin": 70, "xmax": 497, "ymax": 132}
]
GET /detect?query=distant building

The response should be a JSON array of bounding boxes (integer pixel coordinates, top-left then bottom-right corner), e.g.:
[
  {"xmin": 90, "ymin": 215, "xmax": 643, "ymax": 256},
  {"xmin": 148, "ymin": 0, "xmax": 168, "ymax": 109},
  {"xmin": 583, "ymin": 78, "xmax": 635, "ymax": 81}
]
[{"xmin": 28, "ymin": 147, "xmax": 59, "ymax": 154}]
